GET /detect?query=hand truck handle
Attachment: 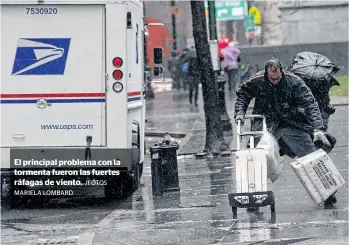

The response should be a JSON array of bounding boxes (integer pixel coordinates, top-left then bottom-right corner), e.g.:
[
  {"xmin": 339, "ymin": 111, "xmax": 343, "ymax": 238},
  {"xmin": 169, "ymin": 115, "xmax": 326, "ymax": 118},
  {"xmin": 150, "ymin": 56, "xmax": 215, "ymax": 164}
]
[{"xmin": 236, "ymin": 115, "xmax": 267, "ymax": 151}]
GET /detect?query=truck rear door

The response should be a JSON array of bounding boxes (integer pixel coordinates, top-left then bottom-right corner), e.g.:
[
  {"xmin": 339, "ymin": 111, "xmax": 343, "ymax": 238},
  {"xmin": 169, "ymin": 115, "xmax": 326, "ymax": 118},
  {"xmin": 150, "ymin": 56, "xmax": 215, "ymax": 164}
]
[{"xmin": 1, "ymin": 4, "xmax": 106, "ymax": 147}]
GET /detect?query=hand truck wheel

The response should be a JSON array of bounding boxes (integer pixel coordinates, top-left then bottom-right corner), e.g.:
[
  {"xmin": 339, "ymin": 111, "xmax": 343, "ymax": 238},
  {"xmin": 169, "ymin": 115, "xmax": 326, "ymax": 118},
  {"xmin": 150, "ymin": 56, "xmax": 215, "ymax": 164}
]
[
  {"xmin": 232, "ymin": 206, "xmax": 238, "ymax": 218},
  {"xmin": 247, "ymin": 207, "xmax": 259, "ymax": 213}
]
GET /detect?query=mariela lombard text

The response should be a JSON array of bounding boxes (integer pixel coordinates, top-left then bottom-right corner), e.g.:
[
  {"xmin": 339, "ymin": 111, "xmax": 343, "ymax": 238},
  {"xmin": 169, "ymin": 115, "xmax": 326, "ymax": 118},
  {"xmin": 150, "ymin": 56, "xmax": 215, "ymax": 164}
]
[{"xmin": 14, "ymin": 189, "xmax": 74, "ymax": 196}]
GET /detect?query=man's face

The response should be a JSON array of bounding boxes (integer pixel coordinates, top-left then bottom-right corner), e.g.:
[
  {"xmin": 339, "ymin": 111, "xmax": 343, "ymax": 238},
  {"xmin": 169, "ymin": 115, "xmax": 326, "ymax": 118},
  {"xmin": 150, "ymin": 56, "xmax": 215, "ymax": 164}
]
[{"xmin": 267, "ymin": 68, "xmax": 282, "ymax": 85}]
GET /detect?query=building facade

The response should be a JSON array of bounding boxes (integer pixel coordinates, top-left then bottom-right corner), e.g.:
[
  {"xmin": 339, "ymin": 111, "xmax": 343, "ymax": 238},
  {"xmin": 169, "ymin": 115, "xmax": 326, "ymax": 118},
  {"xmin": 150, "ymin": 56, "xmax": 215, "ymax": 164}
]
[{"xmin": 279, "ymin": 0, "xmax": 348, "ymax": 44}]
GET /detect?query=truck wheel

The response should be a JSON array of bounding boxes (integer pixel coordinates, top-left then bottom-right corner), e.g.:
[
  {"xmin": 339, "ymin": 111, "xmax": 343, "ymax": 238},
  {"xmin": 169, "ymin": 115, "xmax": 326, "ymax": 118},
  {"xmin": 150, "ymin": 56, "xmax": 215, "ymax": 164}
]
[
  {"xmin": 139, "ymin": 162, "xmax": 143, "ymax": 179},
  {"xmin": 9, "ymin": 189, "xmax": 29, "ymax": 209},
  {"xmin": 105, "ymin": 178, "xmax": 124, "ymax": 200},
  {"xmin": 105, "ymin": 180, "xmax": 116, "ymax": 200},
  {"xmin": 129, "ymin": 164, "xmax": 140, "ymax": 191},
  {"xmin": 2, "ymin": 176, "xmax": 28, "ymax": 209},
  {"xmin": 130, "ymin": 121, "xmax": 141, "ymax": 191}
]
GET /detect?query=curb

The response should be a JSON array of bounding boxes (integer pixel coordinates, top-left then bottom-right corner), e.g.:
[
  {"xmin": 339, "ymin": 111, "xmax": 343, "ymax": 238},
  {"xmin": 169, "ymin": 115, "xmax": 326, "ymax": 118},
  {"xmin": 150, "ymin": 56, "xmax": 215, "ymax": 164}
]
[
  {"xmin": 177, "ymin": 149, "xmax": 237, "ymax": 157},
  {"xmin": 145, "ymin": 131, "xmax": 186, "ymax": 138},
  {"xmin": 332, "ymin": 103, "xmax": 349, "ymax": 106},
  {"xmin": 177, "ymin": 152, "xmax": 197, "ymax": 157}
]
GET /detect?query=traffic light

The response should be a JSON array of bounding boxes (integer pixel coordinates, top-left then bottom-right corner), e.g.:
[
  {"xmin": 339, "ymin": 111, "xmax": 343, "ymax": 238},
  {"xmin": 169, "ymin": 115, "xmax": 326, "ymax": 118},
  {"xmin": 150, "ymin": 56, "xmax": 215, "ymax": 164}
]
[{"xmin": 171, "ymin": 7, "xmax": 180, "ymax": 15}]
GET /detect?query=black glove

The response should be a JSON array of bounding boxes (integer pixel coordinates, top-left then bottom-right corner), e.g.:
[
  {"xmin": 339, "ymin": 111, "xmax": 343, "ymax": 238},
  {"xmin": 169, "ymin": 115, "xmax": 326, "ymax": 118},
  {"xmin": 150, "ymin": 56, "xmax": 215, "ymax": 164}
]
[
  {"xmin": 325, "ymin": 105, "xmax": 336, "ymax": 115},
  {"xmin": 313, "ymin": 129, "xmax": 331, "ymax": 150},
  {"xmin": 235, "ymin": 113, "xmax": 245, "ymax": 124}
]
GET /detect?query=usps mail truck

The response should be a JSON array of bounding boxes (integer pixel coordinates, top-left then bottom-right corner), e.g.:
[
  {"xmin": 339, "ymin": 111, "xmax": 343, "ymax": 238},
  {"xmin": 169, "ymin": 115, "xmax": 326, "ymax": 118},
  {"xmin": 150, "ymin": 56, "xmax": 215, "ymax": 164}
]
[{"xmin": 1, "ymin": 0, "xmax": 149, "ymax": 203}]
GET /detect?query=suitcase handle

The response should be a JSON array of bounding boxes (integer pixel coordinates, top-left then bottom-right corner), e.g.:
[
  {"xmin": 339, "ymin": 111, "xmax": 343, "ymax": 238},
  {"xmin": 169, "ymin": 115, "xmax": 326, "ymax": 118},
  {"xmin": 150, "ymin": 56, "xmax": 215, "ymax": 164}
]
[{"xmin": 237, "ymin": 115, "xmax": 267, "ymax": 150}]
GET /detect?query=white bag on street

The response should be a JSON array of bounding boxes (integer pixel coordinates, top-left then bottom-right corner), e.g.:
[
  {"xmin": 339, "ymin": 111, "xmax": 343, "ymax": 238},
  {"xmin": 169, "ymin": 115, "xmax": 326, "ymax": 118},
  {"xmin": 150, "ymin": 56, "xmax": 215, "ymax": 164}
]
[{"xmin": 256, "ymin": 131, "xmax": 284, "ymax": 183}]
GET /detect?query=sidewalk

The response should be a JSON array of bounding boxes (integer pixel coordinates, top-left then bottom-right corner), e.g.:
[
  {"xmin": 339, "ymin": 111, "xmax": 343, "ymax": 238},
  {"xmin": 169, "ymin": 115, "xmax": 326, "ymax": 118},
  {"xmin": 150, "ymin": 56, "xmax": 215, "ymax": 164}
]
[
  {"xmin": 90, "ymin": 103, "xmax": 348, "ymax": 245},
  {"xmin": 84, "ymin": 91, "xmax": 349, "ymax": 245},
  {"xmin": 330, "ymin": 96, "xmax": 349, "ymax": 105}
]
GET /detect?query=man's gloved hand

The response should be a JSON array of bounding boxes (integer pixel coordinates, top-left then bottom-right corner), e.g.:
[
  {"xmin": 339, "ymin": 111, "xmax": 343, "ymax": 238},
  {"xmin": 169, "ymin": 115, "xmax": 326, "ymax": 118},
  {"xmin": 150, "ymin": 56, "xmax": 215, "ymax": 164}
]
[
  {"xmin": 313, "ymin": 129, "xmax": 331, "ymax": 150},
  {"xmin": 235, "ymin": 114, "xmax": 245, "ymax": 124},
  {"xmin": 325, "ymin": 105, "xmax": 336, "ymax": 115}
]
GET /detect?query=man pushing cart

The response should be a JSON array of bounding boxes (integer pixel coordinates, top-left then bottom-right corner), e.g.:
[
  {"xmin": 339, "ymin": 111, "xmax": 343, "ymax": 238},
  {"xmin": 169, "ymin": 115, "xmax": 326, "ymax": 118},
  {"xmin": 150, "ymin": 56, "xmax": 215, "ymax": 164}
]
[{"xmin": 229, "ymin": 59, "xmax": 341, "ymax": 217}]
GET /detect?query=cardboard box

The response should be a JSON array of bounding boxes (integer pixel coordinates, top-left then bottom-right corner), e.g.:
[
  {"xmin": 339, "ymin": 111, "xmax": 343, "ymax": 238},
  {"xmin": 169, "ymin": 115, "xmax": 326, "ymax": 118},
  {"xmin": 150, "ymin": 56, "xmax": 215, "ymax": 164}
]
[{"xmin": 290, "ymin": 149, "xmax": 345, "ymax": 205}]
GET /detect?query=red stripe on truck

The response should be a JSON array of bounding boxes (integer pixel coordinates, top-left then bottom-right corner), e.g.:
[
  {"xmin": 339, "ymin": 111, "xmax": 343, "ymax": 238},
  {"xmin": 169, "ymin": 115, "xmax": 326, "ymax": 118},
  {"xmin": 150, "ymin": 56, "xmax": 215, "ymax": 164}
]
[
  {"xmin": 0, "ymin": 93, "xmax": 105, "ymax": 98},
  {"xmin": 127, "ymin": 91, "xmax": 142, "ymax": 97}
]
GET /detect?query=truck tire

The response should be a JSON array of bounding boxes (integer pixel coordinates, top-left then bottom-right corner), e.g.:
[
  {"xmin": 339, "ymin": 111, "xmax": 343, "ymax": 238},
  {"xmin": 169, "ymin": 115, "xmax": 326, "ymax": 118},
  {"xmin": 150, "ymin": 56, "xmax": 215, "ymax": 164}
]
[
  {"xmin": 139, "ymin": 161, "xmax": 143, "ymax": 179},
  {"xmin": 8, "ymin": 188, "xmax": 29, "ymax": 209},
  {"xmin": 105, "ymin": 177, "xmax": 125, "ymax": 200},
  {"xmin": 129, "ymin": 121, "xmax": 142, "ymax": 192},
  {"xmin": 139, "ymin": 139, "xmax": 145, "ymax": 178},
  {"xmin": 105, "ymin": 140, "xmax": 141, "ymax": 200},
  {"xmin": 1, "ymin": 175, "xmax": 29, "ymax": 209},
  {"xmin": 129, "ymin": 163, "xmax": 140, "ymax": 191}
]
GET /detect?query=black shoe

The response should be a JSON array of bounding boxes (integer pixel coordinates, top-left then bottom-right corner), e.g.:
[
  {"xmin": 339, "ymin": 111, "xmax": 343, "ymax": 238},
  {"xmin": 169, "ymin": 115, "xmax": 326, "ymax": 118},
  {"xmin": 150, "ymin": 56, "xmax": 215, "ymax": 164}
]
[
  {"xmin": 330, "ymin": 191, "xmax": 337, "ymax": 204},
  {"xmin": 324, "ymin": 193, "xmax": 337, "ymax": 208}
]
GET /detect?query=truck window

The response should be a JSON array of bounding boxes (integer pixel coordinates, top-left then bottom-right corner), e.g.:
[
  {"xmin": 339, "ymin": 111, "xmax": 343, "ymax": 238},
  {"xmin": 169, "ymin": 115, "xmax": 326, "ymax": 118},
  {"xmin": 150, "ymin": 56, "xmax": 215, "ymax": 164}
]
[{"xmin": 153, "ymin": 48, "xmax": 163, "ymax": 65}]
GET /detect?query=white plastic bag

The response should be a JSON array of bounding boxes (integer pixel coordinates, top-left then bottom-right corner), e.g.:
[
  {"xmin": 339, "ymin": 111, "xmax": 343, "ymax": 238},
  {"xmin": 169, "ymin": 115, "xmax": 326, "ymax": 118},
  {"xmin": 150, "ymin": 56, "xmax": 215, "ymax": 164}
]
[{"xmin": 256, "ymin": 131, "xmax": 284, "ymax": 183}]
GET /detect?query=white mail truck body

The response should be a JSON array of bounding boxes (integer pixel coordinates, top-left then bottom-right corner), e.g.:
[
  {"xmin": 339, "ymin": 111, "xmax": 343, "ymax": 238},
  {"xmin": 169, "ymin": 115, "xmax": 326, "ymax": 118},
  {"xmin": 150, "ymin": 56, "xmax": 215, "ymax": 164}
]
[{"xmin": 1, "ymin": 0, "xmax": 146, "ymax": 200}]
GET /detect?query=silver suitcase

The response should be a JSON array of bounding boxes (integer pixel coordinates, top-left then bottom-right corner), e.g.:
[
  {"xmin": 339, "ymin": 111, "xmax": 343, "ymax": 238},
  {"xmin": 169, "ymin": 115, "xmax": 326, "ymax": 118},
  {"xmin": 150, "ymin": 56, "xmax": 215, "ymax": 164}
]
[{"xmin": 228, "ymin": 115, "xmax": 275, "ymax": 218}]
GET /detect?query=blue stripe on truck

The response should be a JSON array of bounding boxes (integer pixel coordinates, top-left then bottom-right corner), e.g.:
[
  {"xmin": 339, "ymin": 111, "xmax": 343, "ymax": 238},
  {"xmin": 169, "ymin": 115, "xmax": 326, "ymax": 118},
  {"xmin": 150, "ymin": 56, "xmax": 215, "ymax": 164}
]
[{"xmin": 0, "ymin": 98, "xmax": 106, "ymax": 104}]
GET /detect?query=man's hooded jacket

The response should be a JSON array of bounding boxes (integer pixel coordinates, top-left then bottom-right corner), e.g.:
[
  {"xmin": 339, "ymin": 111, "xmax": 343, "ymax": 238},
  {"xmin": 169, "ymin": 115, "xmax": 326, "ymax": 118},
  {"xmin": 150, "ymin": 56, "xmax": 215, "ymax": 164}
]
[
  {"xmin": 235, "ymin": 70, "xmax": 325, "ymax": 134},
  {"xmin": 235, "ymin": 70, "xmax": 336, "ymax": 157}
]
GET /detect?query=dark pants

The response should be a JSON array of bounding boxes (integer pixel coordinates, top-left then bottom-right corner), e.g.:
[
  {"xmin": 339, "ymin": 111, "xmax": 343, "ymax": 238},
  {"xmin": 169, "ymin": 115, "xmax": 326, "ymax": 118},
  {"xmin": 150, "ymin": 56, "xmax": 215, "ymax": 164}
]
[
  {"xmin": 172, "ymin": 73, "xmax": 180, "ymax": 90},
  {"xmin": 188, "ymin": 77, "xmax": 199, "ymax": 105},
  {"xmin": 180, "ymin": 74, "xmax": 188, "ymax": 91},
  {"xmin": 252, "ymin": 124, "xmax": 316, "ymax": 158},
  {"xmin": 227, "ymin": 68, "xmax": 239, "ymax": 91},
  {"xmin": 273, "ymin": 126, "xmax": 317, "ymax": 158}
]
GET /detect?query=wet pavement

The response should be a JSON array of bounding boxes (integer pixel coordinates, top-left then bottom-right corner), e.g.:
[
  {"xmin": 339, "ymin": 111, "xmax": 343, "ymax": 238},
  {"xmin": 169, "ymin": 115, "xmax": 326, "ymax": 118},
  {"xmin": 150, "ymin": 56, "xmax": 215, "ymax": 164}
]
[
  {"xmin": 1, "ymin": 89, "xmax": 348, "ymax": 245},
  {"xmin": 0, "ymin": 194, "xmax": 129, "ymax": 245},
  {"xmin": 93, "ymin": 90, "xmax": 348, "ymax": 244},
  {"xmin": 92, "ymin": 150, "xmax": 348, "ymax": 244}
]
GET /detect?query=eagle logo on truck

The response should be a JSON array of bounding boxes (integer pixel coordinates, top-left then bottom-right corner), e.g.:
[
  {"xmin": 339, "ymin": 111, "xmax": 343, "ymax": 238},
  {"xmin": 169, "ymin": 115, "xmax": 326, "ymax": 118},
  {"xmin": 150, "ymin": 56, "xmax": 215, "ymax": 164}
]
[
  {"xmin": 37, "ymin": 98, "xmax": 47, "ymax": 108},
  {"xmin": 12, "ymin": 38, "xmax": 71, "ymax": 75}
]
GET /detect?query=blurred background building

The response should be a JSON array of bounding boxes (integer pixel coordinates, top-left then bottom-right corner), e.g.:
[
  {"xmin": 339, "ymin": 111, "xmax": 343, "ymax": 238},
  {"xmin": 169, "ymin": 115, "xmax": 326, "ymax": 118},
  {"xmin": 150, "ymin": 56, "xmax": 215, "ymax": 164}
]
[
  {"xmin": 144, "ymin": 0, "xmax": 348, "ymax": 48},
  {"xmin": 144, "ymin": 0, "xmax": 348, "ymax": 74},
  {"xmin": 144, "ymin": 1, "xmax": 193, "ymax": 50}
]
